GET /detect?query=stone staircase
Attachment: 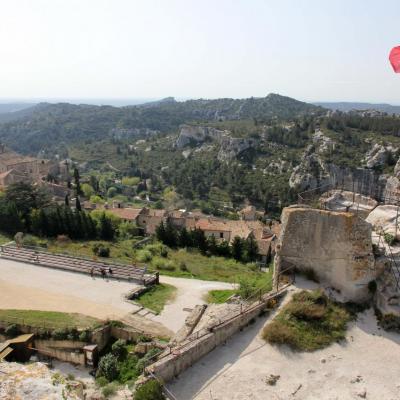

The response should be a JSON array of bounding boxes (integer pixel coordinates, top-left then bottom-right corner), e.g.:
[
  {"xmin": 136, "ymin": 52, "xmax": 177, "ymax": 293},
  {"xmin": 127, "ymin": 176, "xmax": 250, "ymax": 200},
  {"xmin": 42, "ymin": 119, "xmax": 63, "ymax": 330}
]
[{"xmin": 0, "ymin": 244, "xmax": 158, "ymax": 286}]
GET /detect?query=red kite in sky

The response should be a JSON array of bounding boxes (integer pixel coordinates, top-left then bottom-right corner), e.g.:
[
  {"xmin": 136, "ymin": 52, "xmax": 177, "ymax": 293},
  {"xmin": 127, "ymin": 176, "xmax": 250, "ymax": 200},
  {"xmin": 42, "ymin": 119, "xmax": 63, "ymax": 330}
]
[{"xmin": 389, "ymin": 46, "xmax": 400, "ymax": 73}]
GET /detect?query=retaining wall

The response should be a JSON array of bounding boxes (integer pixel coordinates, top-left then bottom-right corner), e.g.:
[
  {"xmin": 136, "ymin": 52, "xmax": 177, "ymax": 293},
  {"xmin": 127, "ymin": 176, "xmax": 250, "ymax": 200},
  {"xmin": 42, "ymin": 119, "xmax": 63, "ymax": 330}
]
[{"xmin": 147, "ymin": 290, "xmax": 287, "ymax": 382}]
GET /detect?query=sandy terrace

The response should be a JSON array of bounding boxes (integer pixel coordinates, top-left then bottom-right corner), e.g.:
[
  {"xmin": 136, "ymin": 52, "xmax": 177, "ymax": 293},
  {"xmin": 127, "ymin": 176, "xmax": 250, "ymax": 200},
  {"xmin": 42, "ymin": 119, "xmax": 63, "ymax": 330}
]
[
  {"xmin": 0, "ymin": 258, "xmax": 233, "ymax": 333},
  {"xmin": 168, "ymin": 280, "xmax": 400, "ymax": 400}
]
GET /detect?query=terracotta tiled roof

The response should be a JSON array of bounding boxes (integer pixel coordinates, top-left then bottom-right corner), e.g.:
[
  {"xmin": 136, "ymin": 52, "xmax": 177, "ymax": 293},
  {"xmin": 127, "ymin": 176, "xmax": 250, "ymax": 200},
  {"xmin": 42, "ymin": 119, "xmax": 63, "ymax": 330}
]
[
  {"xmin": 195, "ymin": 218, "xmax": 231, "ymax": 232},
  {"xmin": 142, "ymin": 208, "xmax": 167, "ymax": 217},
  {"xmin": 109, "ymin": 208, "xmax": 143, "ymax": 221},
  {"xmin": 0, "ymin": 150, "xmax": 37, "ymax": 166}
]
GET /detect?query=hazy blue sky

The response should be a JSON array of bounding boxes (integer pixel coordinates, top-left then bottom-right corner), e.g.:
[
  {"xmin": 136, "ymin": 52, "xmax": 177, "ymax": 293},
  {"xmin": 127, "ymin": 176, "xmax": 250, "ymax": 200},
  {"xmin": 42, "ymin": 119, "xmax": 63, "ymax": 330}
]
[{"xmin": 1, "ymin": 0, "xmax": 399, "ymax": 103}]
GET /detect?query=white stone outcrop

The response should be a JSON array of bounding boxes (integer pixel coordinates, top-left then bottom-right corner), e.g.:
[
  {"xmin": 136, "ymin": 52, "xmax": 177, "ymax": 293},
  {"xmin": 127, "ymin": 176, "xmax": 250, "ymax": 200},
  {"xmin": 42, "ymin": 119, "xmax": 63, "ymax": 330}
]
[
  {"xmin": 320, "ymin": 190, "xmax": 378, "ymax": 218},
  {"xmin": 175, "ymin": 124, "xmax": 259, "ymax": 161},
  {"xmin": 366, "ymin": 205, "xmax": 400, "ymax": 240},
  {"xmin": 364, "ymin": 143, "xmax": 398, "ymax": 169},
  {"xmin": 274, "ymin": 206, "xmax": 376, "ymax": 302}
]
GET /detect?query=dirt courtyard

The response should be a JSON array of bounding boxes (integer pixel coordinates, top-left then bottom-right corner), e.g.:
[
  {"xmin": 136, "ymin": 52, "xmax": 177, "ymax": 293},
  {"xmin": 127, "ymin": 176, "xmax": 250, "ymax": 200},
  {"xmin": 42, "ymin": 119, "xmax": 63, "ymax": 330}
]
[
  {"xmin": 0, "ymin": 258, "xmax": 233, "ymax": 333},
  {"xmin": 167, "ymin": 280, "xmax": 400, "ymax": 400}
]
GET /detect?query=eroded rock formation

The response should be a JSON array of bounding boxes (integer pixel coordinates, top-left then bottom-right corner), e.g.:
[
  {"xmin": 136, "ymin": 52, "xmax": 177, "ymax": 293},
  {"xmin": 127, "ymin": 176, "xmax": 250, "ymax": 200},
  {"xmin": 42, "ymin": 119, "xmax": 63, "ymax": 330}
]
[{"xmin": 274, "ymin": 206, "xmax": 376, "ymax": 302}]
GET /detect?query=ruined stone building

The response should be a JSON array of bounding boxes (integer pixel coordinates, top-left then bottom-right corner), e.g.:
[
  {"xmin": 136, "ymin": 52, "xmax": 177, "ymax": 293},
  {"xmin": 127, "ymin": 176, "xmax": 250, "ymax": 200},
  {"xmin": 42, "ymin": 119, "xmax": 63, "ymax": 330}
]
[{"xmin": 0, "ymin": 144, "xmax": 55, "ymax": 189}]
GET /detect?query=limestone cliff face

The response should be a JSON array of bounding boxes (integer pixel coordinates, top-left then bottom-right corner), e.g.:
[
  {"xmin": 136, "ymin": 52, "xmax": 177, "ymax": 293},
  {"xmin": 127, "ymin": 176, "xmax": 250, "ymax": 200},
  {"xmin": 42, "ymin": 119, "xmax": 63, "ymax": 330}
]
[
  {"xmin": 289, "ymin": 144, "xmax": 387, "ymax": 198},
  {"xmin": 175, "ymin": 124, "xmax": 259, "ymax": 161},
  {"xmin": 175, "ymin": 125, "xmax": 227, "ymax": 148},
  {"xmin": 364, "ymin": 143, "xmax": 398, "ymax": 169},
  {"xmin": 274, "ymin": 206, "xmax": 375, "ymax": 302},
  {"xmin": 217, "ymin": 136, "xmax": 259, "ymax": 162}
]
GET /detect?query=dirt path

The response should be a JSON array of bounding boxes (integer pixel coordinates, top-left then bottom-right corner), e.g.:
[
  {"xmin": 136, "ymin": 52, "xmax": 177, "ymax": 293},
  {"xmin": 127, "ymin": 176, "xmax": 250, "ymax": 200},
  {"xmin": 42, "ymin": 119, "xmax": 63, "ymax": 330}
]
[
  {"xmin": 167, "ymin": 280, "xmax": 400, "ymax": 400},
  {"xmin": 0, "ymin": 258, "xmax": 173, "ymax": 337},
  {"xmin": 0, "ymin": 258, "xmax": 233, "ymax": 337},
  {"xmin": 155, "ymin": 276, "xmax": 235, "ymax": 332}
]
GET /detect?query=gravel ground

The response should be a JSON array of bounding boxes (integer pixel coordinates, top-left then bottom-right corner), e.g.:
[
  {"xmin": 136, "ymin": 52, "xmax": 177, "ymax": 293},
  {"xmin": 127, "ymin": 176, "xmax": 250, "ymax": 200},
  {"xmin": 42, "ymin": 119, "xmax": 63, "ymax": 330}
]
[
  {"xmin": 155, "ymin": 276, "xmax": 235, "ymax": 332},
  {"xmin": 0, "ymin": 258, "xmax": 234, "ymax": 334},
  {"xmin": 167, "ymin": 280, "xmax": 400, "ymax": 400}
]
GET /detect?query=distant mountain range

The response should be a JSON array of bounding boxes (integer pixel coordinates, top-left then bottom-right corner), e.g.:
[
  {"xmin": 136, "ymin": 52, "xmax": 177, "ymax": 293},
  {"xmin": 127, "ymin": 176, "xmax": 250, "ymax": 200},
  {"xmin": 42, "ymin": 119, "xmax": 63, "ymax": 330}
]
[
  {"xmin": 315, "ymin": 102, "xmax": 400, "ymax": 115},
  {"xmin": 0, "ymin": 102, "xmax": 36, "ymax": 114},
  {"xmin": 0, "ymin": 94, "xmax": 324, "ymax": 154}
]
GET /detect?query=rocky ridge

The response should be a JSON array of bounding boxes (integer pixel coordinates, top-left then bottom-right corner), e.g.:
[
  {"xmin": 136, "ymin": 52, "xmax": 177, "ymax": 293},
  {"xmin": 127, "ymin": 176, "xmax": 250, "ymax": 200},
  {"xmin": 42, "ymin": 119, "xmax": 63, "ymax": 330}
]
[{"xmin": 175, "ymin": 124, "xmax": 259, "ymax": 162}]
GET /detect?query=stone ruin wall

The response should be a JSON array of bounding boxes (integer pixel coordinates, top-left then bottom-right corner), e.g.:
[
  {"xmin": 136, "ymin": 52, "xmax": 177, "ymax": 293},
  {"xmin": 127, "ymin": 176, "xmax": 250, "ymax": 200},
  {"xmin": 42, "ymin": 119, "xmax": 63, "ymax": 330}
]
[{"xmin": 274, "ymin": 206, "xmax": 376, "ymax": 302}]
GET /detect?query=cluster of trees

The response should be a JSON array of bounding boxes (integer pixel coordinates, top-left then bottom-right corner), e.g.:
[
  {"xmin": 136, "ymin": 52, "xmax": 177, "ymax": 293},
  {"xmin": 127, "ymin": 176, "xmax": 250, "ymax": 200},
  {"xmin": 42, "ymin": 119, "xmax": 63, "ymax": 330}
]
[
  {"xmin": 322, "ymin": 112, "xmax": 400, "ymax": 136},
  {"xmin": 156, "ymin": 220, "xmax": 259, "ymax": 262},
  {"xmin": 0, "ymin": 183, "xmax": 116, "ymax": 240}
]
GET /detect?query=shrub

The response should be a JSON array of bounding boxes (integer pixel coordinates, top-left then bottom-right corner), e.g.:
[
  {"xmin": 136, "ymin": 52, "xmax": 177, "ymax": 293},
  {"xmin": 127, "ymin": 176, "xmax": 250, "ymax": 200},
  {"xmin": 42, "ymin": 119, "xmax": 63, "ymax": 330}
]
[
  {"xmin": 52, "ymin": 328, "xmax": 70, "ymax": 340},
  {"xmin": 22, "ymin": 235, "xmax": 40, "ymax": 247},
  {"xmin": 96, "ymin": 353, "xmax": 120, "ymax": 381},
  {"xmin": 96, "ymin": 376, "xmax": 108, "ymax": 388},
  {"xmin": 137, "ymin": 249, "xmax": 153, "ymax": 263},
  {"xmin": 179, "ymin": 261, "xmax": 188, "ymax": 272},
  {"xmin": 98, "ymin": 246, "xmax": 110, "ymax": 257},
  {"xmin": 134, "ymin": 379, "xmax": 165, "ymax": 400},
  {"xmin": 66, "ymin": 373, "xmax": 75, "ymax": 381},
  {"xmin": 118, "ymin": 355, "xmax": 140, "ymax": 383},
  {"xmin": 384, "ymin": 232, "xmax": 396, "ymax": 246},
  {"xmin": 151, "ymin": 257, "xmax": 175, "ymax": 271},
  {"xmin": 102, "ymin": 382, "xmax": 119, "ymax": 398},
  {"xmin": 78, "ymin": 330, "xmax": 91, "ymax": 342},
  {"xmin": 379, "ymin": 313, "xmax": 400, "ymax": 332},
  {"xmin": 145, "ymin": 243, "xmax": 168, "ymax": 257},
  {"xmin": 92, "ymin": 244, "xmax": 110, "ymax": 257},
  {"xmin": 5, "ymin": 324, "xmax": 20, "ymax": 337},
  {"xmin": 111, "ymin": 339, "xmax": 127, "ymax": 360},
  {"xmin": 262, "ymin": 289, "xmax": 350, "ymax": 351},
  {"xmin": 237, "ymin": 277, "xmax": 258, "ymax": 299}
]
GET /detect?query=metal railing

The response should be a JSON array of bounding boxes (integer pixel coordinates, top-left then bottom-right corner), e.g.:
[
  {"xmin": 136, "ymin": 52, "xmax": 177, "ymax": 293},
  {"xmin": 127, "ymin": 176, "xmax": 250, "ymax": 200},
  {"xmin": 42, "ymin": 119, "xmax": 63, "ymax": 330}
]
[{"xmin": 143, "ymin": 266, "xmax": 294, "ymax": 372}]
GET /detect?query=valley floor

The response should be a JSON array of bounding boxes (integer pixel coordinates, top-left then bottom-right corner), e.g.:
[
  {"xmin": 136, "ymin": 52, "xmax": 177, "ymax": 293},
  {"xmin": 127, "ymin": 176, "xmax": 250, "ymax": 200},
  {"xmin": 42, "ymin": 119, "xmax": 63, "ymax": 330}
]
[{"xmin": 168, "ymin": 279, "xmax": 400, "ymax": 400}]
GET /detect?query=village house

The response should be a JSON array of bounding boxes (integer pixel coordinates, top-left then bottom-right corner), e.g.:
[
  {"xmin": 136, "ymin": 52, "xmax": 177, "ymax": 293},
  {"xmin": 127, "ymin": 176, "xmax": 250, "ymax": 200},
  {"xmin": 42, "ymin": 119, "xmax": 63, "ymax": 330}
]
[
  {"xmin": 0, "ymin": 144, "xmax": 57, "ymax": 189},
  {"xmin": 107, "ymin": 204, "xmax": 279, "ymax": 262}
]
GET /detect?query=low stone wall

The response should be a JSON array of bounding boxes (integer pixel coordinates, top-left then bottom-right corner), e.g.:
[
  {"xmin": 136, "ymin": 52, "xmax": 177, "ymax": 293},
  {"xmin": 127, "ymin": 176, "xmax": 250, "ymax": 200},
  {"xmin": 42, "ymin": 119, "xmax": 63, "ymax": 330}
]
[
  {"xmin": 147, "ymin": 290, "xmax": 287, "ymax": 383},
  {"xmin": 34, "ymin": 339, "xmax": 86, "ymax": 365}
]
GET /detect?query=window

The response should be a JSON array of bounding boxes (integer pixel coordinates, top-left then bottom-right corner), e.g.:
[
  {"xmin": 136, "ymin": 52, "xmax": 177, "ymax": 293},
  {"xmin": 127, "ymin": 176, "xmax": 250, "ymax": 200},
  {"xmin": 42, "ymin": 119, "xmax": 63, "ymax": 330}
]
[{"xmin": 220, "ymin": 232, "xmax": 224, "ymax": 239}]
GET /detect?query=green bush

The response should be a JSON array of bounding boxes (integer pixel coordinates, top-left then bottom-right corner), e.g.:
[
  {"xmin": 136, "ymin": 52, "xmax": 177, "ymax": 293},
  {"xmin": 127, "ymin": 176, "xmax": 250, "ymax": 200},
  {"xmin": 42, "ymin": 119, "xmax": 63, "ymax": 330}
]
[
  {"xmin": 102, "ymin": 382, "xmax": 119, "ymax": 398},
  {"xmin": 96, "ymin": 376, "xmax": 108, "ymax": 388},
  {"xmin": 111, "ymin": 339, "xmax": 127, "ymax": 360},
  {"xmin": 5, "ymin": 324, "xmax": 20, "ymax": 337},
  {"xmin": 118, "ymin": 355, "xmax": 140, "ymax": 383},
  {"xmin": 22, "ymin": 234, "xmax": 40, "ymax": 247},
  {"xmin": 151, "ymin": 257, "xmax": 175, "ymax": 271},
  {"xmin": 384, "ymin": 232, "xmax": 396, "ymax": 246},
  {"xmin": 52, "ymin": 328, "xmax": 70, "ymax": 340},
  {"xmin": 134, "ymin": 379, "xmax": 165, "ymax": 400},
  {"xmin": 145, "ymin": 243, "xmax": 168, "ymax": 257},
  {"xmin": 262, "ymin": 290, "xmax": 351, "ymax": 351},
  {"xmin": 93, "ymin": 244, "xmax": 110, "ymax": 257},
  {"xmin": 78, "ymin": 330, "xmax": 91, "ymax": 342},
  {"xmin": 137, "ymin": 249, "xmax": 153, "ymax": 262},
  {"xmin": 98, "ymin": 246, "xmax": 110, "ymax": 257},
  {"xmin": 96, "ymin": 353, "xmax": 120, "ymax": 381}
]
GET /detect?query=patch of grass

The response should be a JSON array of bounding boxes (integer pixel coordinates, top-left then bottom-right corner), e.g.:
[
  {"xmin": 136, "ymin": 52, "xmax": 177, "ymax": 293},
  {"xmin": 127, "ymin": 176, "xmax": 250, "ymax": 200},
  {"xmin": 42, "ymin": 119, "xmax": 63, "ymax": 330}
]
[
  {"xmin": 262, "ymin": 290, "xmax": 351, "ymax": 351},
  {"xmin": 0, "ymin": 233, "xmax": 11, "ymax": 245},
  {"xmin": 135, "ymin": 284, "xmax": 177, "ymax": 314},
  {"xmin": 41, "ymin": 238, "xmax": 273, "ymax": 284},
  {"xmin": 206, "ymin": 289, "xmax": 236, "ymax": 304},
  {"xmin": 0, "ymin": 310, "xmax": 101, "ymax": 329}
]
